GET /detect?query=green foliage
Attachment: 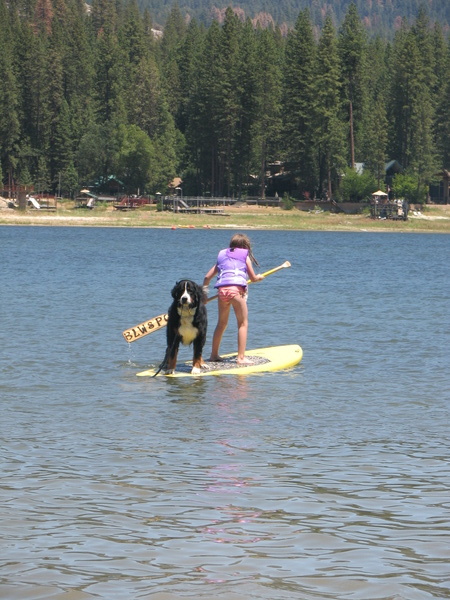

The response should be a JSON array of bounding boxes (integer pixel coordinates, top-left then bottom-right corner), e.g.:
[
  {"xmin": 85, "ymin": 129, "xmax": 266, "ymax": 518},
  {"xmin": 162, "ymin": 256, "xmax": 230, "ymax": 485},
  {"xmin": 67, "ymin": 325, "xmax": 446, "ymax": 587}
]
[
  {"xmin": 387, "ymin": 12, "xmax": 439, "ymax": 206},
  {"xmin": 281, "ymin": 193, "xmax": 294, "ymax": 210},
  {"xmin": 254, "ymin": 26, "xmax": 283, "ymax": 197},
  {"xmin": 0, "ymin": 0, "xmax": 20, "ymax": 176},
  {"xmin": 115, "ymin": 124, "xmax": 156, "ymax": 193},
  {"xmin": 0, "ymin": 0, "xmax": 449, "ymax": 205},
  {"xmin": 61, "ymin": 161, "xmax": 79, "ymax": 198},
  {"xmin": 35, "ymin": 156, "xmax": 51, "ymax": 194},
  {"xmin": 314, "ymin": 15, "xmax": 346, "ymax": 198},
  {"xmin": 338, "ymin": 2, "xmax": 368, "ymax": 167},
  {"xmin": 339, "ymin": 167, "xmax": 377, "ymax": 202},
  {"xmin": 18, "ymin": 165, "xmax": 33, "ymax": 186},
  {"xmin": 136, "ymin": 1, "xmax": 450, "ymax": 34},
  {"xmin": 282, "ymin": 10, "xmax": 317, "ymax": 194},
  {"xmin": 360, "ymin": 36, "xmax": 389, "ymax": 186},
  {"xmin": 392, "ymin": 172, "xmax": 427, "ymax": 204}
]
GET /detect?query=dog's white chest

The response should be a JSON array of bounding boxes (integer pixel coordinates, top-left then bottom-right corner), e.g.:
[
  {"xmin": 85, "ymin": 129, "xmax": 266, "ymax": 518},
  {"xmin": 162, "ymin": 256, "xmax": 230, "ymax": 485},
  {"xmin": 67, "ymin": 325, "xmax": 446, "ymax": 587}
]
[{"xmin": 178, "ymin": 315, "xmax": 198, "ymax": 345}]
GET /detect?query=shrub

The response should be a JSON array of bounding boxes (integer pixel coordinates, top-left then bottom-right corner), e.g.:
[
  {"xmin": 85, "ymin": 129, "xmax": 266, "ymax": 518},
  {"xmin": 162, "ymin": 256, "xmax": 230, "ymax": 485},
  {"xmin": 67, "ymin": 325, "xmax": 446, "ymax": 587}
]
[
  {"xmin": 392, "ymin": 173, "xmax": 427, "ymax": 204},
  {"xmin": 339, "ymin": 167, "xmax": 377, "ymax": 202},
  {"xmin": 281, "ymin": 193, "xmax": 294, "ymax": 210}
]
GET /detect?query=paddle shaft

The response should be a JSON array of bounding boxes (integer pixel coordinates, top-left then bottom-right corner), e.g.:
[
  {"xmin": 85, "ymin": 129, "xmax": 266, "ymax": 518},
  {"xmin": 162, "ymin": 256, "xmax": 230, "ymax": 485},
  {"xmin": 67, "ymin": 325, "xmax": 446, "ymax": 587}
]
[
  {"xmin": 206, "ymin": 261, "xmax": 291, "ymax": 303},
  {"xmin": 122, "ymin": 261, "xmax": 291, "ymax": 343}
]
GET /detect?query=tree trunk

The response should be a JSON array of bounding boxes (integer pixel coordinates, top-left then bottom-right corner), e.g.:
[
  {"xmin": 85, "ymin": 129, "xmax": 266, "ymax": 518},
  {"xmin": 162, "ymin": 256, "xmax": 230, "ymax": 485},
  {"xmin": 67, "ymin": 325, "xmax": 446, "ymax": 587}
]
[
  {"xmin": 327, "ymin": 164, "xmax": 332, "ymax": 199},
  {"xmin": 349, "ymin": 100, "xmax": 355, "ymax": 169},
  {"xmin": 260, "ymin": 139, "xmax": 266, "ymax": 199}
]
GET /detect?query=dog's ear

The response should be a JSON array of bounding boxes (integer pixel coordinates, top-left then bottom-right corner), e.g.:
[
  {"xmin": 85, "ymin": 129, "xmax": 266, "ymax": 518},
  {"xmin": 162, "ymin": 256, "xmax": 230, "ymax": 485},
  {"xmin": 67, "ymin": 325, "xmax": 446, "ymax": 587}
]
[
  {"xmin": 194, "ymin": 282, "xmax": 205, "ymax": 305},
  {"xmin": 171, "ymin": 281, "xmax": 181, "ymax": 299}
]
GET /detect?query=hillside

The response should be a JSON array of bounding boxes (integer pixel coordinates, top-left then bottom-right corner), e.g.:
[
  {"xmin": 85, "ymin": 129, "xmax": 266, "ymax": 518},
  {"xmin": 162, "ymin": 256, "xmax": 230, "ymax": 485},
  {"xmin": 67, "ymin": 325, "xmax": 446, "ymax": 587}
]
[{"xmin": 139, "ymin": 0, "xmax": 450, "ymax": 34}]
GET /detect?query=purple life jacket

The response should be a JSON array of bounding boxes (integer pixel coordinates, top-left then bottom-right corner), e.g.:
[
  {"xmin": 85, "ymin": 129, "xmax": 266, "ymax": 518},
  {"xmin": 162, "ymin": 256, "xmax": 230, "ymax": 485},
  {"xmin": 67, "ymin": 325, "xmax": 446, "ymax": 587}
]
[{"xmin": 215, "ymin": 247, "xmax": 249, "ymax": 288}]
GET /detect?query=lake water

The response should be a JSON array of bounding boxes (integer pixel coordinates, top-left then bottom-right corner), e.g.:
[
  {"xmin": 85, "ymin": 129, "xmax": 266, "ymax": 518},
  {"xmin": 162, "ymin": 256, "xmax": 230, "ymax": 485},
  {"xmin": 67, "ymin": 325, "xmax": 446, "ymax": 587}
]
[{"xmin": 1, "ymin": 226, "xmax": 449, "ymax": 600}]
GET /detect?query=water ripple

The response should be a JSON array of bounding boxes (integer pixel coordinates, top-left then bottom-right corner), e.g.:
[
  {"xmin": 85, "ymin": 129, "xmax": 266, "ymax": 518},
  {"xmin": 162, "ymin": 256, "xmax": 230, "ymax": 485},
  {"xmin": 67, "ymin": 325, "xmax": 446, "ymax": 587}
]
[{"xmin": 1, "ymin": 227, "xmax": 449, "ymax": 599}]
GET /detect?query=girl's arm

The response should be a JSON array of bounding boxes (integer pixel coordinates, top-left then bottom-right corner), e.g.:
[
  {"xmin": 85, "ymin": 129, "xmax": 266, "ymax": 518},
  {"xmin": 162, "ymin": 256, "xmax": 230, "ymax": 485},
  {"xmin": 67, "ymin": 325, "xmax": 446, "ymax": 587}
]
[
  {"xmin": 203, "ymin": 265, "xmax": 218, "ymax": 289},
  {"xmin": 246, "ymin": 257, "xmax": 264, "ymax": 282}
]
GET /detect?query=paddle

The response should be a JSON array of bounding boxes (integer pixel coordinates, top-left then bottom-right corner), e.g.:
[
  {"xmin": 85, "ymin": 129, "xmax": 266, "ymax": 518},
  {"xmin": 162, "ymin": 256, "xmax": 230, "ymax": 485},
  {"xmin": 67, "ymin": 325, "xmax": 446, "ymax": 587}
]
[{"xmin": 122, "ymin": 260, "xmax": 291, "ymax": 343}]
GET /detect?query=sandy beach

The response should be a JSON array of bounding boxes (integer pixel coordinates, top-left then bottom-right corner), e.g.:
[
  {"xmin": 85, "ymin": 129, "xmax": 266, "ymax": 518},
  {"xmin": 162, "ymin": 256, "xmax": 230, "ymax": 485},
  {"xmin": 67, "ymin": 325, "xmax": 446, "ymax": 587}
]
[{"xmin": 1, "ymin": 200, "xmax": 449, "ymax": 233}]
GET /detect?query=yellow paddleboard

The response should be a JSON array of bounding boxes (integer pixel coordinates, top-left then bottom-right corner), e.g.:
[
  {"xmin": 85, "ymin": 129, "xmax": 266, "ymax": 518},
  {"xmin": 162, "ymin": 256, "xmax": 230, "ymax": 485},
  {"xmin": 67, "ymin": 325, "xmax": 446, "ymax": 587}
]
[{"xmin": 136, "ymin": 344, "xmax": 303, "ymax": 377}]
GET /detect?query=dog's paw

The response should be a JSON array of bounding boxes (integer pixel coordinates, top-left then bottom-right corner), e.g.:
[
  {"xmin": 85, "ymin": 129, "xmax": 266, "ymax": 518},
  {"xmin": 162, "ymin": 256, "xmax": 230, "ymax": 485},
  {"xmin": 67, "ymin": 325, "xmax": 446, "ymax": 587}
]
[
  {"xmin": 165, "ymin": 369, "xmax": 174, "ymax": 375},
  {"xmin": 191, "ymin": 366, "xmax": 202, "ymax": 374}
]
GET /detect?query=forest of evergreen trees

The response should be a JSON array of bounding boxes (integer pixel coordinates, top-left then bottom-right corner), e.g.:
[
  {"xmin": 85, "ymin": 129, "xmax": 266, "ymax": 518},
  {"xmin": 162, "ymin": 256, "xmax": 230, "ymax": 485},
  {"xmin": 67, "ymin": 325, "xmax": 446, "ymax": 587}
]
[
  {"xmin": 139, "ymin": 0, "xmax": 450, "ymax": 36},
  {"xmin": 1, "ymin": 0, "xmax": 450, "ymax": 203}
]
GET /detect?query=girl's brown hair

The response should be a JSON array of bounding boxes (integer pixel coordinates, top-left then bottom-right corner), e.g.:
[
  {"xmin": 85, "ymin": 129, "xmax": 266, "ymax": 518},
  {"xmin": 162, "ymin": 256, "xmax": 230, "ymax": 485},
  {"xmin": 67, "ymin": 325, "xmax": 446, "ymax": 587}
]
[{"xmin": 229, "ymin": 233, "xmax": 259, "ymax": 265}]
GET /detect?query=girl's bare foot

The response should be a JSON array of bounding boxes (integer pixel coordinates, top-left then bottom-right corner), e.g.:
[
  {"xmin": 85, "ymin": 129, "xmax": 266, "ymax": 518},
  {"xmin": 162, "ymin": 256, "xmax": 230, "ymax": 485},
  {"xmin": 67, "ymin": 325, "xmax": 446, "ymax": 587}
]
[
  {"xmin": 209, "ymin": 356, "xmax": 223, "ymax": 362},
  {"xmin": 237, "ymin": 357, "xmax": 253, "ymax": 365}
]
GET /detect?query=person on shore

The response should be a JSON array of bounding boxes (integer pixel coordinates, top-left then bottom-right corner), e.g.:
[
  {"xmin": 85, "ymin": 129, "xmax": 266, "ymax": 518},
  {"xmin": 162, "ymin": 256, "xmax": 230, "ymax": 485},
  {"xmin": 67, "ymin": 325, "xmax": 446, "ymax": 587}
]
[{"xmin": 203, "ymin": 233, "xmax": 264, "ymax": 364}]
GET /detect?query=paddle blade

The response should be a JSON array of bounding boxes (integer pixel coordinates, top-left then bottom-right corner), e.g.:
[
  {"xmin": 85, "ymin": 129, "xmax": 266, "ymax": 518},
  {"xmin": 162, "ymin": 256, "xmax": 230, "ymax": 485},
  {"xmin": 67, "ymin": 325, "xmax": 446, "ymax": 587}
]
[{"xmin": 123, "ymin": 313, "xmax": 168, "ymax": 342}]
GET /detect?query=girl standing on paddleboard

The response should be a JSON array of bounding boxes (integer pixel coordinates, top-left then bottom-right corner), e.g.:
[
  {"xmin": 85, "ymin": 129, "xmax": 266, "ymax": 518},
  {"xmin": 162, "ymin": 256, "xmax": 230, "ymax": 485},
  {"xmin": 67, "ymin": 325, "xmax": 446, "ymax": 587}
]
[{"xmin": 203, "ymin": 233, "xmax": 264, "ymax": 364}]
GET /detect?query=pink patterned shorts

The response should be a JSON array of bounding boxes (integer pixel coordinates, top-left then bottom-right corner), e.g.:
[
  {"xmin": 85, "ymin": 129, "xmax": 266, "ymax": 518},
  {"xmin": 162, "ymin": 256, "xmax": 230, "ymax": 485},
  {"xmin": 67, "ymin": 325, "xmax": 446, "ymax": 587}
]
[{"xmin": 218, "ymin": 285, "xmax": 247, "ymax": 302}]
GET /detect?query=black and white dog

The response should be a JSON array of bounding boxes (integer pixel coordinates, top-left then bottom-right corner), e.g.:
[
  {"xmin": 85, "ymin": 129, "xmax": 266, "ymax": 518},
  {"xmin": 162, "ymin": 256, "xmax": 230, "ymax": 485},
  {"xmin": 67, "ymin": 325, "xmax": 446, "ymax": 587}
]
[{"xmin": 156, "ymin": 280, "xmax": 207, "ymax": 375}]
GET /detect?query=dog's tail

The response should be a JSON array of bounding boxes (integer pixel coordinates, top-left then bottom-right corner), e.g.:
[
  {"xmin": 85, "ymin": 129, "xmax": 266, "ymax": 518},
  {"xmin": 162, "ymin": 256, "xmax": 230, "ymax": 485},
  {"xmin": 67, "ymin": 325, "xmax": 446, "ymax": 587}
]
[
  {"xmin": 152, "ymin": 349, "xmax": 169, "ymax": 378},
  {"xmin": 153, "ymin": 334, "xmax": 180, "ymax": 377}
]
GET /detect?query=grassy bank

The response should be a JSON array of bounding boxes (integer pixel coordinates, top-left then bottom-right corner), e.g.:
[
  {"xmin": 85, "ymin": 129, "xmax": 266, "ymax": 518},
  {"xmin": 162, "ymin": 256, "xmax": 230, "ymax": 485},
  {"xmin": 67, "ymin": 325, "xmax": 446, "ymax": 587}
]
[{"xmin": 1, "ymin": 203, "xmax": 450, "ymax": 233}]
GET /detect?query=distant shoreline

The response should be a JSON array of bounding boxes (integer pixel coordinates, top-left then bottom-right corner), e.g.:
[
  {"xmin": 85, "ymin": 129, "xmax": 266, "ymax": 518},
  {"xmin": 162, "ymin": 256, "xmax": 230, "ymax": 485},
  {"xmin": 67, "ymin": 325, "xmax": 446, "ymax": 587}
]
[{"xmin": 1, "ymin": 204, "xmax": 449, "ymax": 233}]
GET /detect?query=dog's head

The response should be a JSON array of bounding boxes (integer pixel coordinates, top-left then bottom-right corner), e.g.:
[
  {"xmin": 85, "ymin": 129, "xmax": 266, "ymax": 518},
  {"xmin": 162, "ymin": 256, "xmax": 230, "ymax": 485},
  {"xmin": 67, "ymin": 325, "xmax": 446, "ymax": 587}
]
[{"xmin": 171, "ymin": 280, "xmax": 204, "ymax": 308}]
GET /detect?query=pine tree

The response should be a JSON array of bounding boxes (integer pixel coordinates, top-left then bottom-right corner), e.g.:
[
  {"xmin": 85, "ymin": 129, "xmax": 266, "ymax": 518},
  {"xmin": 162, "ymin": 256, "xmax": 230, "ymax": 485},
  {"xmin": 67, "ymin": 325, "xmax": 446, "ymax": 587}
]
[
  {"xmin": 14, "ymin": 19, "xmax": 47, "ymax": 155},
  {"xmin": 389, "ymin": 21, "xmax": 411, "ymax": 166},
  {"xmin": 90, "ymin": 0, "xmax": 128, "ymax": 186},
  {"xmin": 364, "ymin": 98, "xmax": 389, "ymax": 188},
  {"xmin": 142, "ymin": 9, "xmax": 156, "ymax": 57},
  {"xmin": 93, "ymin": 0, "xmax": 126, "ymax": 125},
  {"xmin": 410, "ymin": 9, "xmax": 437, "ymax": 196},
  {"xmin": 119, "ymin": 0, "xmax": 147, "ymax": 70},
  {"xmin": 35, "ymin": 155, "xmax": 51, "ymax": 194},
  {"xmin": 0, "ymin": 0, "xmax": 20, "ymax": 188},
  {"xmin": 338, "ymin": 2, "xmax": 368, "ymax": 168},
  {"xmin": 389, "ymin": 19, "xmax": 437, "ymax": 193},
  {"xmin": 412, "ymin": 6, "xmax": 436, "ymax": 92},
  {"xmin": 361, "ymin": 36, "xmax": 389, "ymax": 187},
  {"xmin": 61, "ymin": 160, "xmax": 79, "ymax": 197},
  {"xmin": 130, "ymin": 55, "xmax": 164, "ymax": 138},
  {"xmin": 185, "ymin": 19, "xmax": 222, "ymax": 195},
  {"xmin": 233, "ymin": 18, "xmax": 259, "ymax": 198},
  {"xmin": 44, "ymin": 20, "xmax": 74, "ymax": 189},
  {"xmin": 91, "ymin": 0, "xmax": 112, "ymax": 36},
  {"xmin": 63, "ymin": 0, "xmax": 96, "ymax": 157},
  {"xmin": 160, "ymin": 4, "xmax": 186, "ymax": 119},
  {"xmin": 177, "ymin": 19, "xmax": 205, "ymax": 135},
  {"xmin": 431, "ymin": 24, "xmax": 449, "ymax": 170},
  {"xmin": 152, "ymin": 101, "xmax": 178, "ymax": 192},
  {"xmin": 439, "ymin": 86, "xmax": 450, "ymax": 169},
  {"xmin": 282, "ymin": 10, "xmax": 317, "ymax": 196},
  {"xmin": 313, "ymin": 15, "xmax": 346, "ymax": 199},
  {"xmin": 215, "ymin": 8, "xmax": 242, "ymax": 196},
  {"xmin": 254, "ymin": 26, "xmax": 282, "ymax": 198}
]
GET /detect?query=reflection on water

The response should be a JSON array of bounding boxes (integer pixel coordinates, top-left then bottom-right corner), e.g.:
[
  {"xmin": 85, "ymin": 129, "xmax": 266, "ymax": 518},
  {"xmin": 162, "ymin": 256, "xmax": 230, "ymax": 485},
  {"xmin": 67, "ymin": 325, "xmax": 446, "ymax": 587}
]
[{"xmin": 1, "ymin": 227, "xmax": 449, "ymax": 599}]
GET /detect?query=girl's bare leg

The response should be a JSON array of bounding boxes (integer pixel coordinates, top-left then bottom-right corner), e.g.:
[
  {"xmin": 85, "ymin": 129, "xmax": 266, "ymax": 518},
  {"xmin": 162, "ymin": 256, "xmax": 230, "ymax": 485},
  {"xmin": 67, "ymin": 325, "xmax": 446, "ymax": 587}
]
[
  {"xmin": 209, "ymin": 299, "xmax": 230, "ymax": 361},
  {"xmin": 231, "ymin": 295, "xmax": 252, "ymax": 364}
]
